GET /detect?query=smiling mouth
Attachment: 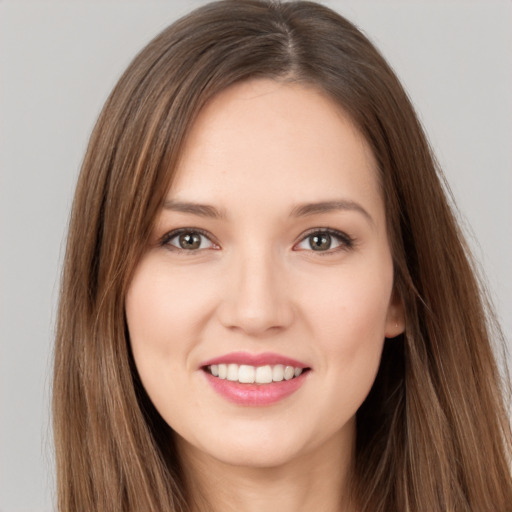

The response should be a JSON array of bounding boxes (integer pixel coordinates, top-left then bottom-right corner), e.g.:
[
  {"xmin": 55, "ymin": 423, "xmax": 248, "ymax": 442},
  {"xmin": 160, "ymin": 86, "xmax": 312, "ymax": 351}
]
[{"xmin": 204, "ymin": 363, "xmax": 310, "ymax": 385}]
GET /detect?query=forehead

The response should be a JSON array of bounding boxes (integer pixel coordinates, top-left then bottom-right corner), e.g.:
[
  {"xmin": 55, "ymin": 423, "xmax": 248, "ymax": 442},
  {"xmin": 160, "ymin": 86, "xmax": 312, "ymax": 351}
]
[{"xmin": 169, "ymin": 78, "xmax": 381, "ymax": 219}]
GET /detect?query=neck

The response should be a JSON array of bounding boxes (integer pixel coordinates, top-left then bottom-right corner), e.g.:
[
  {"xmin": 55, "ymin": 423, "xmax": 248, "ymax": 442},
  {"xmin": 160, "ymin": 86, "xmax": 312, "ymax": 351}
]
[{"xmin": 176, "ymin": 426, "xmax": 357, "ymax": 512}]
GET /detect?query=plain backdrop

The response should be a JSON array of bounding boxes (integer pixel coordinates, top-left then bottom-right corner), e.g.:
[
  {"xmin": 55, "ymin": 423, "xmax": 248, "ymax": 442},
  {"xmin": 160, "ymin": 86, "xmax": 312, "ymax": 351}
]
[{"xmin": 1, "ymin": 1, "xmax": 511, "ymax": 510}]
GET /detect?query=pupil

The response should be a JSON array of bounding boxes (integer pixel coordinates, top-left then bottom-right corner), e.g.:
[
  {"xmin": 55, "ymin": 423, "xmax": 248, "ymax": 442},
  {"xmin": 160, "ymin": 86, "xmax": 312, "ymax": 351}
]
[
  {"xmin": 179, "ymin": 233, "xmax": 201, "ymax": 250},
  {"xmin": 310, "ymin": 233, "xmax": 331, "ymax": 251}
]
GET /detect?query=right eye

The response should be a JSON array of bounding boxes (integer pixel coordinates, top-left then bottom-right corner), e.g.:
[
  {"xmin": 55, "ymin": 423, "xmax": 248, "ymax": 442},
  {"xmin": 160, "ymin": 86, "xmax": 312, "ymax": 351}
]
[{"xmin": 162, "ymin": 229, "xmax": 217, "ymax": 252}]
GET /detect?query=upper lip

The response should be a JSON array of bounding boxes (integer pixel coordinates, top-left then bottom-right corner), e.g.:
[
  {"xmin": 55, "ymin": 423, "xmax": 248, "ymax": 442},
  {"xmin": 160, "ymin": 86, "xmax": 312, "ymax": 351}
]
[{"xmin": 200, "ymin": 351, "xmax": 310, "ymax": 369}]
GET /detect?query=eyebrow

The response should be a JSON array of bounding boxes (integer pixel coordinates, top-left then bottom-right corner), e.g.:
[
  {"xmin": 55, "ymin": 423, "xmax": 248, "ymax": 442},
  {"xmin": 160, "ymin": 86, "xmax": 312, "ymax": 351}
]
[
  {"xmin": 163, "ymin": 198, "xmax": 374, "ymax": 226},
  {"xmin": 290, "ymin": 200, "xmax": 375, "ymax": 226},
  {"xmin": 163, "ymin": 200, "xmax": 226, "ymax": 219}
]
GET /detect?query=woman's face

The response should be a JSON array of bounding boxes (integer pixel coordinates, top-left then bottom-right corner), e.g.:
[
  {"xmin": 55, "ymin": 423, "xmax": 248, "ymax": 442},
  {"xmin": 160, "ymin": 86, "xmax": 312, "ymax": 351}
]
[{"xmin": 126, "ymin": 79, "xmax": 403, "ymax": 470}]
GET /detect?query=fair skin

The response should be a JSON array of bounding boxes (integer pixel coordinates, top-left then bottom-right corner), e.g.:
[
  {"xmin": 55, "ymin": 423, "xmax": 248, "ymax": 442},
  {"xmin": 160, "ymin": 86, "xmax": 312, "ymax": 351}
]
[{"xmin": 125, "ymin": 78, "xmax": 404, "ymax": 512}]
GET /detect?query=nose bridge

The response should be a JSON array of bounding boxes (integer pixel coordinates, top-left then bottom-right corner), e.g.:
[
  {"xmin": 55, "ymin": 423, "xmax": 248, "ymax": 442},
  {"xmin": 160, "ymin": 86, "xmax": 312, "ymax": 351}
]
[{"xmin": 219, "ymin": 242, "xmax": 293, "ymax": 334}]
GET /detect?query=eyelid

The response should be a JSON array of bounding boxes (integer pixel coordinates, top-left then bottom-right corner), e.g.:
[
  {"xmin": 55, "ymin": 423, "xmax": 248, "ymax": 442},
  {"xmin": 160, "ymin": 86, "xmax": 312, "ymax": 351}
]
[
  {"xmin": 293, "ymin": 227, "xmax": 355, "ymax": 253},
  {"xmin": 160, "ymin": 227, "xmax": 219, "ymax": 252},
  {"xmin": 159, "ymin": 226, "xmax": 354, "ymax": 254}
]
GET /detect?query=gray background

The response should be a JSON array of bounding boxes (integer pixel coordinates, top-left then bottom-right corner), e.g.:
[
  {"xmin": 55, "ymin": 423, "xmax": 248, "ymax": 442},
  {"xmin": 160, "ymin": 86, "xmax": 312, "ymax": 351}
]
[{"xmin": 1, "ymin": 1, "xmax": 510, "ymax": 510}]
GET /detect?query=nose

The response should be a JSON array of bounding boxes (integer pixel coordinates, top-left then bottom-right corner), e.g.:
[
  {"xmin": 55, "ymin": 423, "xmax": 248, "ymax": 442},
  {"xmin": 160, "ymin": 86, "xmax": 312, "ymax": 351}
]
[{"xmin": 217, "ymin": 249, "xmax": 294, "ymax": 336}]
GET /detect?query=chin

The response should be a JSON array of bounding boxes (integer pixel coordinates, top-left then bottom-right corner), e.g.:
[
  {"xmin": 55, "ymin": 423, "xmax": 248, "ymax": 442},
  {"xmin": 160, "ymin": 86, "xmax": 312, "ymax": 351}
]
[
  {"xmin": 204, "ymin": 440, "xmax": 307, "ymax": 470},
  {"xmin": 174, "ymin": 416, "xmax": 347, "ymax": 471}
]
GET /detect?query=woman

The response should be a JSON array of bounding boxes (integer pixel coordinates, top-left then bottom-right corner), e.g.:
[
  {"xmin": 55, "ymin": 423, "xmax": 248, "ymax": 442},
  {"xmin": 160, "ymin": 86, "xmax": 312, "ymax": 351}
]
[{"xmin": 52, "ymin": 1, "xmax": 512, "ymax": 511}]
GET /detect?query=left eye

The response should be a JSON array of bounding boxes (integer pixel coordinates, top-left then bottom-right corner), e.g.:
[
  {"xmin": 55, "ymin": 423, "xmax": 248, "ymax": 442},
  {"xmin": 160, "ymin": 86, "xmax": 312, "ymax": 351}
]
[
  {"xmin": 295, "ymin": 230, "xmax": 352, "ymax": 252},
  {"xmin": 164, "ymin": 230, "xmax": 215, "ymax": 251}
]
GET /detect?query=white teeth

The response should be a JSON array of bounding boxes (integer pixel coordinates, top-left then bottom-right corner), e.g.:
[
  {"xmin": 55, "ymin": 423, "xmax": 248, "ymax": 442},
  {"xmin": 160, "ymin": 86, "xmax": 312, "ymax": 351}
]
[
  {"xmin": 284, "ymin": 366, "xmax": 295, "ymax": 380},
  {"xmin": 218, "ymin": 364, "xmax": 227, "ymax": 379},
  {"xmin": 255, "ymin": 365, "xmax": 273, "ymax": 384},
  {"xmin": 238, "ymin": 364, "xmax": 255, "ymax": 383},
  {"xmin": 272, "ymin": 364, "xmax": 285, "ymax": 382},
  {"xmin": 208, "ymin": 363, "xmax": 306, "ymax": 384},
  {"xmin": 227, "ymin": 363, "xmax": 238, "ymax": 381}
]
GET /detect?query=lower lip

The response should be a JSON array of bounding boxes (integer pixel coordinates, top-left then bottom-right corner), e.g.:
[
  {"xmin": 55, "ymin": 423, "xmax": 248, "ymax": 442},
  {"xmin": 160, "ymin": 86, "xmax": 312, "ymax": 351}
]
[{"xmin": 203, "ymin": 370, "xmax": 309, "ymax": 406}]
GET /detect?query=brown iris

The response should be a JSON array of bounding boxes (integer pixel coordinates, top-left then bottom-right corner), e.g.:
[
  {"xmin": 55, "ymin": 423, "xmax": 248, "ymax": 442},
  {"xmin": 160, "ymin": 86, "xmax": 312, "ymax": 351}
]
[
  {"xmin": 310, "ymin": 233, "xmax": 331, "ymax": 251},
  {"xmin": 179, "ymin": 232, "xmax": 202, "ymax": 250}
]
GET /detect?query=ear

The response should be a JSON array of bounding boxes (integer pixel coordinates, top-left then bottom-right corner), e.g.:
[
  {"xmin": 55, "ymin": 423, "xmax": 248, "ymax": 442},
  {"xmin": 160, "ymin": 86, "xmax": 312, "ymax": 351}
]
[{"xmin": 384, "ymin": 287, "xmax": 405, "ymax": 339}]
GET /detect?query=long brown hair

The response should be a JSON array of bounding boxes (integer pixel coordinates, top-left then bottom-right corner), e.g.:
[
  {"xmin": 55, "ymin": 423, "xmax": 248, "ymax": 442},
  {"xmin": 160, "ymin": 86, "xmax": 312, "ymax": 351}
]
[{"xmin": 53, "ymin": 1, "xmax": 512, "ymax": 510}]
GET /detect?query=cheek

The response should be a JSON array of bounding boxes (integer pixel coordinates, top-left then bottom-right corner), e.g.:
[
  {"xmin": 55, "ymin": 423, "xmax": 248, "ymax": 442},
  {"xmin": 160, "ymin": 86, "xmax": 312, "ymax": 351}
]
[
  {"xmin": 125, "ymin": 255, "xmax": 227, "ymax": 412},
  {"xmin": 126, "ymin": 259, "xmax": 212, "ymax": 356},
  {"xmin": 300, "ymin": 258, "xmax": 393, "ymax": 385},
  {"xmin": 125, "ymin": 259, "xmax": 196, "ymax": 395},
  {"xmin": 304, "ymin": 258, "xmax": 392, "ymax": 336},
  {"xmin": 125, "ymin": 259, "xmax": 199, "ymax": 421}
]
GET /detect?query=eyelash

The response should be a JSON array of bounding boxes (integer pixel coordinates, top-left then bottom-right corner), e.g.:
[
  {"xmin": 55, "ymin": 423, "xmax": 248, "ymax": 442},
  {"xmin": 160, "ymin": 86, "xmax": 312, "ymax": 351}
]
[
  {"xmin": 295, "ymin": 227, "xmax": 355, "ymax": 254},
  {"xmin": 159, "ymin": 227, "xmax": 355, "ymax": 254},
  {"xmin": 160, "ymin": 228, "xmax": 218, "ymax": 254}
]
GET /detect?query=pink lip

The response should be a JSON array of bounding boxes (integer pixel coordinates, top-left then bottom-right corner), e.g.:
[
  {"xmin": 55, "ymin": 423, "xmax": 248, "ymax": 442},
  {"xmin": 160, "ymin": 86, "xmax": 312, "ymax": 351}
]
[
  {"xmin": 200, "ymin": 351, "xmax": 309, "ymax": 369},
  {"xmin": 202, "ymin": 370, "xmax": 309, "ymax": 406},
  {"xmin": 199, "ymin": 352, "xmax": 311, "ymax": 407}
]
